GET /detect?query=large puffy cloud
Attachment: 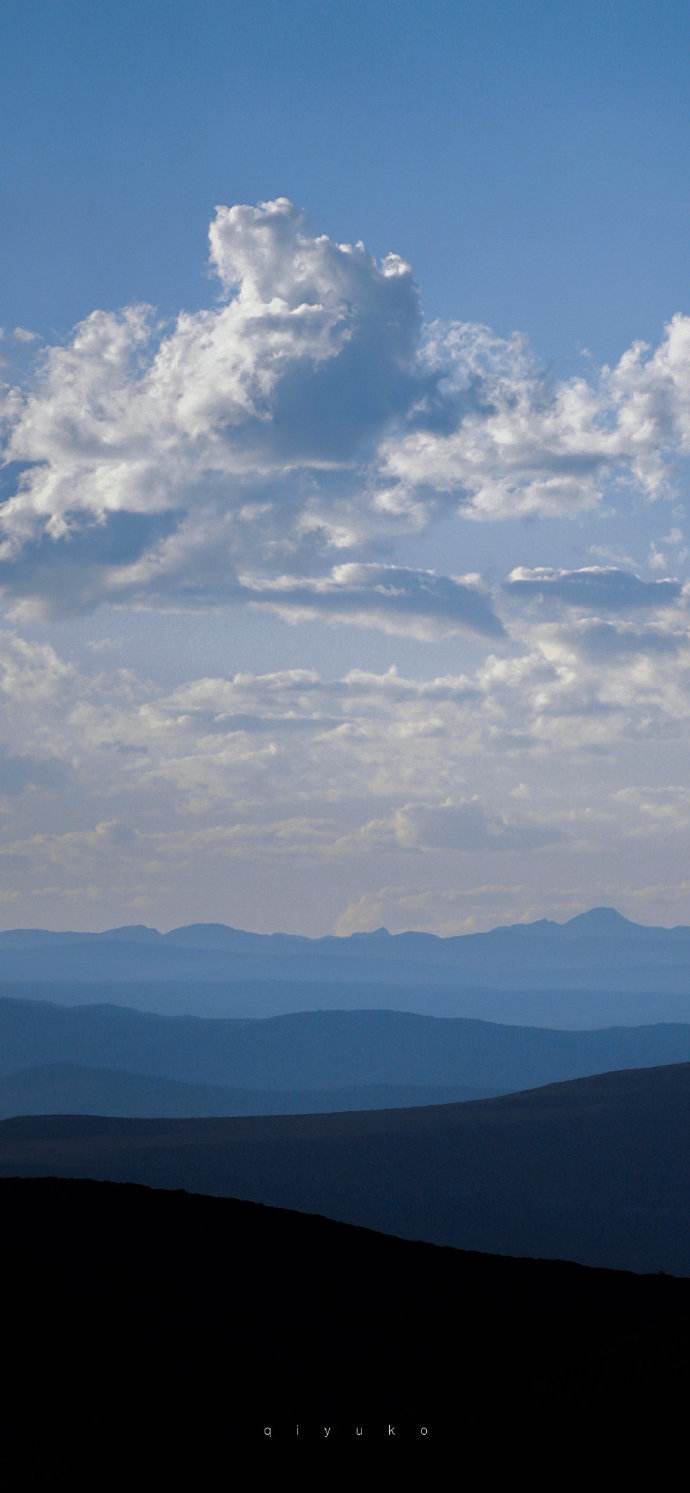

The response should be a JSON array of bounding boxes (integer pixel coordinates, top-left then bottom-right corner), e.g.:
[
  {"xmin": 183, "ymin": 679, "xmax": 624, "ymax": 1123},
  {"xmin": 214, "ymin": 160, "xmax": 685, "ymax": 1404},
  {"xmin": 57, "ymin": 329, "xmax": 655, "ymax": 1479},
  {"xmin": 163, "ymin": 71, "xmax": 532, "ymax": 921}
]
[
  {"xmin": 2, "ymin": 198, "xmax": 690, "ymax": 622},
  {"xmin": 381, "ymin": 313, "xmax": 690, "ymax": 521},
  {"xmin": 380, "ymin": 322, "xmax": 615, "ymax": 520},
  {"xmin": 0, "ymin": 198, "xmax": 423, "ymax": 617}
]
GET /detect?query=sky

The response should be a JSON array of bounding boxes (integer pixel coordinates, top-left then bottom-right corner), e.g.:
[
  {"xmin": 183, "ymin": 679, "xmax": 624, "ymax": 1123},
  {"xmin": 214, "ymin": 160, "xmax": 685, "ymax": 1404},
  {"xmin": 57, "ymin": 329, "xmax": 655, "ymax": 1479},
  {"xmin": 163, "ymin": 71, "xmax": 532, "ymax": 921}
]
[{"xmin": 2, "ymin": 0, "xmax": 690, "ymax": 934}]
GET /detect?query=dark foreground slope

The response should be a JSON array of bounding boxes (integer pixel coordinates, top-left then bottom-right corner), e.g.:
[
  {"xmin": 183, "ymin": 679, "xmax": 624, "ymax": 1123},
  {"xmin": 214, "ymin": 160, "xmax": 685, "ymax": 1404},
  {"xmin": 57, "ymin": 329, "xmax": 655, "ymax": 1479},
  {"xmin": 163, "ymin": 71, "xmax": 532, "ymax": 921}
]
[
  {"xmin": 3, "ymin": 1177, "xmax": 690, "ymax": 1450},
  {"xmin": 2, "ymin": 1062, "xmax": 689, "ymax": 1273}
]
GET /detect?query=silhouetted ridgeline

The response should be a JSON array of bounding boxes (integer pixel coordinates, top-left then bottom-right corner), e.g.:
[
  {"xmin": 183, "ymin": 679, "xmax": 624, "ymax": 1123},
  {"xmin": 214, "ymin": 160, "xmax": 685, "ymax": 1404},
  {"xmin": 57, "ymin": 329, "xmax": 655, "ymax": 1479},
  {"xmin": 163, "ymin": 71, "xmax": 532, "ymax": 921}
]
[
  {"xmin": 4, "ymin": 1177, "xmax": 690, "ymax": 1451},
  {"xmin": 2, "ymin": 1062, "xmax": 689, "ymax": 1274},
  {"xmin": 5, "ymin": 907, "xmax": 690, "ymax": 1025}
]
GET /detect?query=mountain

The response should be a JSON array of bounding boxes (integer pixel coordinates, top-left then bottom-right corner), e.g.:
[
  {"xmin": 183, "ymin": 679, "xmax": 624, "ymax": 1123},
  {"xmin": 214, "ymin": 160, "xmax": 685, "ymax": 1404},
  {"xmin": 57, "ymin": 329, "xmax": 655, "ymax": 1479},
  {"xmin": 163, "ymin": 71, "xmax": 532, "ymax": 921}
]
[
  {"xmin": 4, "ymin": 1177, "xmax": 690, "ymax": 1450},
  {"xmin": 4, "ymin": 905, "xmax": 690, "ymax": 1024},
  {"xmin": 2, "ymin": 1062, "xmax": 689, "ymax": 1274},
  {"xmin": 13, "ymin": 976, "xmax": 690, "ymax": 1027},
  {"xmin": 4, "ymin": 995, "xmax": 690, "ymax": 1097},
  {"xmin": 0, "ymin": 1062, "xmax": 493, "ymax": 1118}
]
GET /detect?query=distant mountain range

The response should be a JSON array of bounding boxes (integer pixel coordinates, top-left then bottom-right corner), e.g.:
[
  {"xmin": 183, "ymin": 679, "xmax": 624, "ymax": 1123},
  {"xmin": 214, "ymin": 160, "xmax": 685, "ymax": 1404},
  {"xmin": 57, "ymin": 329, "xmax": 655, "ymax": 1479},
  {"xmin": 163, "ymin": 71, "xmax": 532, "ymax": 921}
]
[
  {"xmin": 4, "ymin": 997, "xmax": 690, "ymax": 1113},
  {"xmin": 3, "ymin": 1062, "xmax": 689, "ymax": 1273},
  {"xmin": 7, "ymin": 1178, "xmax": 690, "ymax": 1443},
  {"xmin": 4, "ymin": 905, "xmax": 690, "ymax": 1024}
]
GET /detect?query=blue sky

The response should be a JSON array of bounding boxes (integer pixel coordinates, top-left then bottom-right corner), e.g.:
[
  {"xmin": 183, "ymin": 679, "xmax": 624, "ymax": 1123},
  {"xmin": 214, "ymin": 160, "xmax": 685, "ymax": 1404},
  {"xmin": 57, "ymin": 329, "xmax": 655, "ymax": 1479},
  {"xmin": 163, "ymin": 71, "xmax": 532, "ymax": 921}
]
[
  {"xmin": 4, "ymin": 0, "xmax": 690, "ymax": 362},
  {"xmin": 2, "ymin": 1, "xmax": 690, "ymax": 933}
]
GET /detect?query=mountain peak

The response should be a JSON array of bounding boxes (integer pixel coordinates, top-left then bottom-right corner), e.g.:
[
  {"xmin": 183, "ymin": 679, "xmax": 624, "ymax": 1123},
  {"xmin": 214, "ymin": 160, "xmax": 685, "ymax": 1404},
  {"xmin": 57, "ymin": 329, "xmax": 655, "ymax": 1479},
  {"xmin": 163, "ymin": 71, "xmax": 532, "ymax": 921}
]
[
  {"xmin": 348, "ymin": 926, "xmax": 391, "ymax": 940},
  {"xmin": 565, "ymin": 906, "xmax": 633, "ymax": 931},
  {"xmin": 103, "ymin": 925, "xmax": 160, "ymax": 942}
]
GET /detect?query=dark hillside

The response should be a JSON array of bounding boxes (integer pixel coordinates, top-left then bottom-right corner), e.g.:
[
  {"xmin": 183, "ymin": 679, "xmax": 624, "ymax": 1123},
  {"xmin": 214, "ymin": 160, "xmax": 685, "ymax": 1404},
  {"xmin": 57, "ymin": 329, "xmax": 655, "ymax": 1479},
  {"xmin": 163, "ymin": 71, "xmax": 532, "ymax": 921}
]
[{"xmin": 2, "ymin": 1061, "xmax": 690, "ymax": 1273}]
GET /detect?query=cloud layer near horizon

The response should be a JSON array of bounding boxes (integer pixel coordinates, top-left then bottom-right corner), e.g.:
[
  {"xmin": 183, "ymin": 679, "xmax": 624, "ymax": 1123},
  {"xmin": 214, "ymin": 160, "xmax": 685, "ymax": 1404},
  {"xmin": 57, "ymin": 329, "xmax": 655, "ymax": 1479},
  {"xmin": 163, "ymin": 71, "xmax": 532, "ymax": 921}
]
[{"xmin": 2, "ymin": 617, "xmax": 690, "ymax": 932}]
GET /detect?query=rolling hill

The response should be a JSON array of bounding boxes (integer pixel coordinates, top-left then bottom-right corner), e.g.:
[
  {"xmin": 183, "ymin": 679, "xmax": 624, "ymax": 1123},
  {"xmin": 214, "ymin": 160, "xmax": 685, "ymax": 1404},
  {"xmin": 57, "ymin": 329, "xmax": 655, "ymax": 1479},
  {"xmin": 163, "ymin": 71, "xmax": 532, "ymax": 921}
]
[
  {"xmin": 0, "ymin": 1061, "xmax": 492, "ymax": 1117},
  {"xmin": 4, "ymin": 995, "xmax": 690, "ymax": 1100},
  {"xmin": 2, "ymin": 1061, "xmax": 689, "ymax": 1274}
]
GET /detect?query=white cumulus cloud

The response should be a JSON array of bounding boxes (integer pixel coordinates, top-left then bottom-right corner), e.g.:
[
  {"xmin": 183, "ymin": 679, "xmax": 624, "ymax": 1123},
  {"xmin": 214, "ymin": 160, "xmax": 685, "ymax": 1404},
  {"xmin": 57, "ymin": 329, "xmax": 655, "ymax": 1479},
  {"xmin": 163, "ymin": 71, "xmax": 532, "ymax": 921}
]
[{"xmin": 2, "ymin": 198, "xmax": 690, "ymax": 624}]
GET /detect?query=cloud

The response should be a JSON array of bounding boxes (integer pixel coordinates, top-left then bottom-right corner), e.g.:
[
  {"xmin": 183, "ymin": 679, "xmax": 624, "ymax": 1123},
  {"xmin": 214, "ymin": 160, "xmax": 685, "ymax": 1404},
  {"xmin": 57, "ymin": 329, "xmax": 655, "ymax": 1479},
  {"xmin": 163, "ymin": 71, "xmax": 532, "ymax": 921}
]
[
  {"xmin": 380, "ymin": 313, "xmax": 690, "ymax": 520},
  {"xmin": 4, "ymin": 621, "xmax": 690, "ymax": 929},
  {"xmin": 2, "ymin": 198, "xmax": 690, "ymax": 620},
  {"xmin": 392, "ymin": 799, "xmax": 561, "ymax": 852},
  {"xmin": 244, "ymin": 562, "xmax": 504, "ymax": 639},
  {"xmin": 504, "ymin": 565, "xmax": 682, "ymax": 611},
  {"xmin": 334, "ymin": 799, "xmax": 562, "ymax": 856},
  {"xmin": 0, "ymin": 199, "xmax": 423, "ymax": 617},
  {"xmin": 614, "ymin": 785, "xmax": 690, "ymax": 829},
  {"xmin": 379, "ymin": 324, "xmax": 613, "ymax": 520},
  {"xmin": 474, "ymin": 618, "xmax": 690, "ymax": 755},
  {"xmin": 564, "ymin": 618, "xmax": 689, "ymax": 662},
  {"xmin": 0, "ymin": 628, "xmax": 74, "ymax": 702},
  {"xmin": 29, "ymin": 625, "xmax": 687, "ymax": 805}
]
